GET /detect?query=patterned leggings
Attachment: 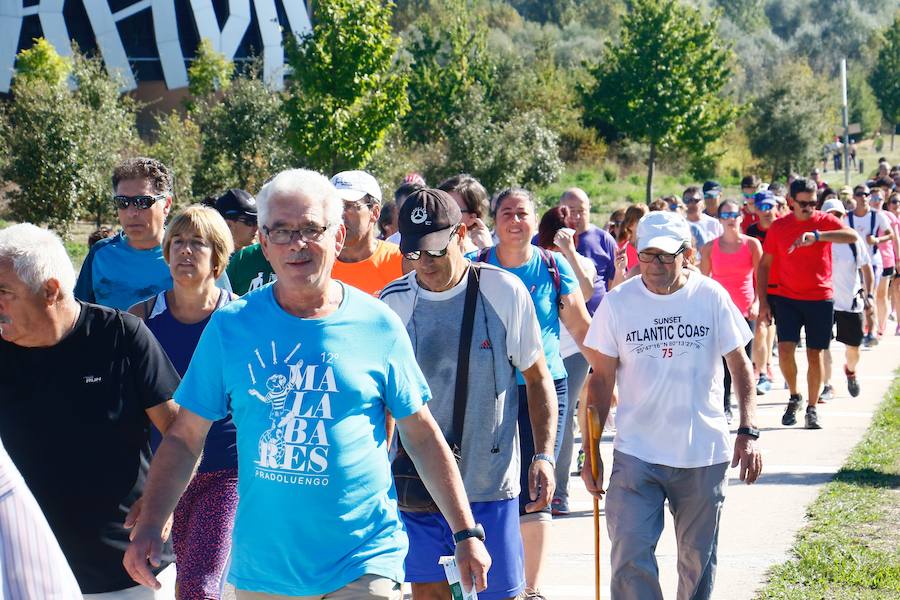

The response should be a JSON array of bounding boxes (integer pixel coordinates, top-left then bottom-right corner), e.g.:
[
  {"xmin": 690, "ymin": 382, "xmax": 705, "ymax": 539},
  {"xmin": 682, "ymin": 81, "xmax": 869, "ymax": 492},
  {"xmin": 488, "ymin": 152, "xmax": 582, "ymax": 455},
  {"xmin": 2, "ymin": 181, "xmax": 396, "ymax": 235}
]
[{"xmin": 172, "ymin": 468, "xmax": 239, "ymax": 600}]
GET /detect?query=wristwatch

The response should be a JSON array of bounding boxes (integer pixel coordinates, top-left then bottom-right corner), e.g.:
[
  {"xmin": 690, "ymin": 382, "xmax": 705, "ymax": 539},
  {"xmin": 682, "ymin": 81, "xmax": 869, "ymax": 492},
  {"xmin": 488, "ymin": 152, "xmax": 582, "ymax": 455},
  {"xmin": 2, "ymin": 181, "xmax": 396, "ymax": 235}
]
[
  {"xmin": 532, "ymin": 453, "xmax": 555, "ymax": 467},
  {"xmin": 736, "ymin": 426, "xmax": 760, "ymax": 439},
  {"xmin": 453, "ymin": 523, "xmax": 486, "ymax": 545}
]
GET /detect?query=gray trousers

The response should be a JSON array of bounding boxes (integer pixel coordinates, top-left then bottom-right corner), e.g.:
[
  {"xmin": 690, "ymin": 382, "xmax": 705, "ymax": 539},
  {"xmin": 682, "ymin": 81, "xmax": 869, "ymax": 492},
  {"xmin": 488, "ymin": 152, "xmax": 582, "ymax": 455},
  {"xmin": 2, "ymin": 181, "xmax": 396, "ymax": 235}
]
[
  {"xmin": 606, "ymin": 451, "xmax": 728, "ymax": 600},
  {"xmin": 554, "ymin": 352, "xmax": 591, "ymax": 502}
]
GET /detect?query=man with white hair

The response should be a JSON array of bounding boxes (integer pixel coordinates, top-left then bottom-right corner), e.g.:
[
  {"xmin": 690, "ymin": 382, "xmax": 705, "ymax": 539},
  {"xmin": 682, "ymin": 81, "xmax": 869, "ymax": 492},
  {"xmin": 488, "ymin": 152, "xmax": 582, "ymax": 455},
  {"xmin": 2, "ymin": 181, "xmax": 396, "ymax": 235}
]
[
  {"xmin": 581, "ymin": 212, "xmax": 763, "ymax": 600},
  {"xmin": 124, "ymin": 169, "xmax": 491, "ymax": 599},
  {"xmin": 0, "ymin": 223, "xmax": 181, "ymax": 597}
]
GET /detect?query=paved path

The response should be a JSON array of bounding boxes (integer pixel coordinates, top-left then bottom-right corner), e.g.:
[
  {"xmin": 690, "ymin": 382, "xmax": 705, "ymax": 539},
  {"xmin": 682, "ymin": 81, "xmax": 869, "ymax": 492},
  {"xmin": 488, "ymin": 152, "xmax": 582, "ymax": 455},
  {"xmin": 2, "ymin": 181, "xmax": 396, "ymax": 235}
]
[{"xmin": 542, "ymin": 329, "xmax": 900, "ymax": 600}]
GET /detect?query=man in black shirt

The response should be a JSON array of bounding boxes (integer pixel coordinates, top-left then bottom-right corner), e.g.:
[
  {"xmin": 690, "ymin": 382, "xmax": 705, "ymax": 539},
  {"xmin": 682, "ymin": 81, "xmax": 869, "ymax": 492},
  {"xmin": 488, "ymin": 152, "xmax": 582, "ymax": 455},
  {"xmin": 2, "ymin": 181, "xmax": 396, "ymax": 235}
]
[{"xmin": 0, "ymin": 223, "xmax": 181, "ymax": 597}]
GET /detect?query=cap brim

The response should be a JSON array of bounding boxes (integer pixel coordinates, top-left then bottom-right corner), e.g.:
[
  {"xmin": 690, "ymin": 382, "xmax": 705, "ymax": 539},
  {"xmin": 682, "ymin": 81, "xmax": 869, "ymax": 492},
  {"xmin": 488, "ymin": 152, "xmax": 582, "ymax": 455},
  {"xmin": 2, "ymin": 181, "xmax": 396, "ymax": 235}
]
[
  {"xmin": 637, "ymin": 236, "xmax": 684, "ymax": 254},
  {"xmin": 334, "ymin": 188, "xmax": 368, "ymax": 202},
  {"xmin": 399, "ymin": 226, "xmax": 455, "ymax": 254}
]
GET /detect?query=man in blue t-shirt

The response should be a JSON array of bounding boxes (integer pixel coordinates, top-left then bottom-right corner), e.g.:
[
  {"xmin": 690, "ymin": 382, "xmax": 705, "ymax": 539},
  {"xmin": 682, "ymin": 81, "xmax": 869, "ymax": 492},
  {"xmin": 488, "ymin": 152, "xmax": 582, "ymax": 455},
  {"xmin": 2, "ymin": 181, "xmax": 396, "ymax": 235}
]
[
  {"xmin": 75, "ymin": 157, "xmax": 230, "ymax": 310},
  {"xmin": 124, "ymin": 169, "xmax": 491, "ymax": 599}
]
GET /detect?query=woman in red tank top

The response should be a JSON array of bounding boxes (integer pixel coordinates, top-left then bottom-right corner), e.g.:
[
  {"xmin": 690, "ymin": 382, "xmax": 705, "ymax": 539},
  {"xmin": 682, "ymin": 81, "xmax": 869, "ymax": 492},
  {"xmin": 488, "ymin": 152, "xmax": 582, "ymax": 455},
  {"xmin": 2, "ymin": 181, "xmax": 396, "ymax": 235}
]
[{"xmin": 701, "ymin": 199, "xmax": 763, "ymax": 421}]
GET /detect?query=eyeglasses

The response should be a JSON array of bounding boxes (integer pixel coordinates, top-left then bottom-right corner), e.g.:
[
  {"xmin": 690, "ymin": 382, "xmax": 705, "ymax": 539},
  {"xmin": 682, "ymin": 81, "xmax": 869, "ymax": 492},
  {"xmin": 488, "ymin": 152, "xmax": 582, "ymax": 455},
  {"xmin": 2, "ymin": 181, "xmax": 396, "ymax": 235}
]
[
  {"xmin": 403, "ymin": 228, "xmax": 458, "ymax": 261},
  {"xmin": 608, "ymin": 221, "xmax": 622, "ymax": 227},
  {"xmin": 685, "ymin": 197, "xmax": 702, "ymax": 204},
  {"xmin": 854, "ymin": 192, "xmax": 870, "ymax": 197},
  {"xmin": 343, "ymin": 200, "xmax": 373, "ymax": 212},
  {"xmin": 112, "ymin": 194, "xmax": 167, "ymax": 210},
  {"xmin": 719, "ymin": 211, "xmax": 740, "ymax": 220},
  {"xmin": 637, "ymin": 247, "xmax": 685, "ymax": 264},
  {"xmin": 262, "ymin": 224, "xmax": 329, "ymax": 245},
  {"xmin": 793, "ymin": 200, "xmax": 817, "ymax": 208},
  {"xmin": 227, "ymin": 215, "xmax": 257, "ymax": 227}
]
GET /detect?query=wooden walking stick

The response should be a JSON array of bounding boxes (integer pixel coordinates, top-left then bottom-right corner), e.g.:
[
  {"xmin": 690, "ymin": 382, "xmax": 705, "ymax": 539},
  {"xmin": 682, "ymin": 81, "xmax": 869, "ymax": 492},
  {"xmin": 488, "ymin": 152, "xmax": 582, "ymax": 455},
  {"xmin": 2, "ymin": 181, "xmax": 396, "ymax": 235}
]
[{"xmin": 587, "ymin": 405, "xmax": 603, "ymax": 600}]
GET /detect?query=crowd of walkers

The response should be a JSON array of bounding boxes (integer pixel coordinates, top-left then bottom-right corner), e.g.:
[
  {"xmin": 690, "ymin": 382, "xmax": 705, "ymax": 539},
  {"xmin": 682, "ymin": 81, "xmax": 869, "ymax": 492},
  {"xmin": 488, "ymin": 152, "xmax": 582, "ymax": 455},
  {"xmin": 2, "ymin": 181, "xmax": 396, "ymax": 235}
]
[{"xmin": 0, "ymin": 154, "xmax": 898, "ymax": 600}]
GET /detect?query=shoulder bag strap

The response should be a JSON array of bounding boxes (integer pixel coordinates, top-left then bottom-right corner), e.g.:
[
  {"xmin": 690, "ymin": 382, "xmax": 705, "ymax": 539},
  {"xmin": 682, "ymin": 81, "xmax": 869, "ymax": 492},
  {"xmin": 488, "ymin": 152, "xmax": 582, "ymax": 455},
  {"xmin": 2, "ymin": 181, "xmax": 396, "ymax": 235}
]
[{"xmin": 450, "ymin": 265, "xmax": 481, "ymax": 449}]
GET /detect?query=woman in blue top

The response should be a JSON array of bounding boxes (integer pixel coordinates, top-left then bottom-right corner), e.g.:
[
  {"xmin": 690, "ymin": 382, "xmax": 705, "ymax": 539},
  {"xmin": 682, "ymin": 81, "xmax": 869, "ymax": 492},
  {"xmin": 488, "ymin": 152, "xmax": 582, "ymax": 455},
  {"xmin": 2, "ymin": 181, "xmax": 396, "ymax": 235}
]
[
  {"xmin": 129, "ymin": 205, "xmax": 238, "ymax": 599},
  {"xmin": 480, "ymin": 188, "xmax": 593, "ymax": 599}
]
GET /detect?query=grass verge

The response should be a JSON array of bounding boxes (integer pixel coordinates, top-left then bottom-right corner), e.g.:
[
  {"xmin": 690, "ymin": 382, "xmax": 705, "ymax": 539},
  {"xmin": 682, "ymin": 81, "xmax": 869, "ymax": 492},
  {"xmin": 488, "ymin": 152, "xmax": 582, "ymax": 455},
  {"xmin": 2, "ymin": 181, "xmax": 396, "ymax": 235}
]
[{"xmin": 755, "ymin": 374, "xmax": 900, "ymax": 599}]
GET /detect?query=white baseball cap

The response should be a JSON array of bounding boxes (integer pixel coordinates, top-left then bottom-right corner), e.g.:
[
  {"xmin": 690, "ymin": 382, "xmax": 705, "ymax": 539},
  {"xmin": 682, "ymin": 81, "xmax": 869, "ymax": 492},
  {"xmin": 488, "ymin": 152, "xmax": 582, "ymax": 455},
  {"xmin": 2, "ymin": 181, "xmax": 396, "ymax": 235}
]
[
  {"xmin": 821, "ymin": 198, "xmax": 846, "ymax": 215},
  {"xmin": 637, "ymin": 211, "xmax": 692, "ymax": 254},
  {"xmin": 330, "ymin": 170, "xmax": 383, "ymax": 203}
]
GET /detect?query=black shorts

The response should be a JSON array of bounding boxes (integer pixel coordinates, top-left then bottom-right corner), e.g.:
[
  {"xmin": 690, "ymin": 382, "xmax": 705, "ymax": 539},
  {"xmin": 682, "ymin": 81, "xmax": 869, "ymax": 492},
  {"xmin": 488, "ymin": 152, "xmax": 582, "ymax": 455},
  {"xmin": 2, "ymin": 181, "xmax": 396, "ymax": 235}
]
[
  {"xmin": 883, "ymin": 266, "xmax": 895, "ymax": 278},
  {"xmin": 769, "ymin": 295, "xmax": 834, "ymax": 350},
  {"xmin": 834, "ymin": 311, "xmax": 864, "ymax": 347}
]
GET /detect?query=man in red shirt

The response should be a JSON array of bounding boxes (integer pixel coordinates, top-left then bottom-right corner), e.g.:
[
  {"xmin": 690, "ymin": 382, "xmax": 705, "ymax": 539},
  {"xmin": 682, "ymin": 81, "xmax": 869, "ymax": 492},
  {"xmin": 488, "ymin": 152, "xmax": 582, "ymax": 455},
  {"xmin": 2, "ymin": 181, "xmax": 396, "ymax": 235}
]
[
  {"xmin": 757, "ymin": 177, "xmax": 857, "ymax": 429},
  {"xmin": 739, "ymin": 175, "xmax": 761, "ymax": 234}
]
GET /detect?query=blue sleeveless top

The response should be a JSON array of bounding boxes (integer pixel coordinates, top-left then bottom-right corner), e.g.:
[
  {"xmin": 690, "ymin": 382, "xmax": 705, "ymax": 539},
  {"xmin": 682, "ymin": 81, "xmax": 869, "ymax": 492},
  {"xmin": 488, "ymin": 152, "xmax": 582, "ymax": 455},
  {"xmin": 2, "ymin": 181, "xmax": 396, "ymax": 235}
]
[{"xmin": 146, "ymin": 290, "xmax": 238, "ymax": 473}]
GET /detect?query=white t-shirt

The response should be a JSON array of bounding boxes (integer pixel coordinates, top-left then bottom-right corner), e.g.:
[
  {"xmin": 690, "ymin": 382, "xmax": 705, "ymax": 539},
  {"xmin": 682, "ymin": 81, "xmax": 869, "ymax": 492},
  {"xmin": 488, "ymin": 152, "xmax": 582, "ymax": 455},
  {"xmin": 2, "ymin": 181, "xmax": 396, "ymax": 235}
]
[
  {"xmin": 584, "ymin": 271, "xmax": 752, "ymax": 468},
  {"xmin": 831, "ymin": 240, "xmax": 871, "ymax": 313},
  {"xmin": 847, "ymin": 209, "xmax": 892, "ymax": 267},
  {"xmin": 691, "ymin": 212, "xmax": 723, "ymax": 244}
]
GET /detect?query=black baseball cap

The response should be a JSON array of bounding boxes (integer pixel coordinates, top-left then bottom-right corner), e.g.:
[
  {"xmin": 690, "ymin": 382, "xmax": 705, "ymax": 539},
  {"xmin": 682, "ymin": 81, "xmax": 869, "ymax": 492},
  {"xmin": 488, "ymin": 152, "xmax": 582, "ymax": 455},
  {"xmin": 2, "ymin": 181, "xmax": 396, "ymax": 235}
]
[
  {"xmin": 398, "ymin": 189, "xmax": 462, "ymax": 253},
  {"xmin": 702, "ymin": 180, "xmax": 722, "ymax": 195},
  {"xmin": 215, "ymin": 189, "xmax": 257, "ymax": 220}
]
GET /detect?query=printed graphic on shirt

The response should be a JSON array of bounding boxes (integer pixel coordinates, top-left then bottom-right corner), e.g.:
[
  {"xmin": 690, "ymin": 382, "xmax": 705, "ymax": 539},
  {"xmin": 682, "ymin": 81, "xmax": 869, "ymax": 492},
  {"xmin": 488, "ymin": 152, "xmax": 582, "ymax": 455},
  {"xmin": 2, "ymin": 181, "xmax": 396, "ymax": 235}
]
[
  {"xmin": 625, "ymin": 315, "xmax": 711, "ymax": 358},
  {"xmin": 248, "ymin": 271, "xmax": 278, "ymax": 293},
  {"xmin": 246, "ymin": 341, "xmax": 335, "ymax": 487}
]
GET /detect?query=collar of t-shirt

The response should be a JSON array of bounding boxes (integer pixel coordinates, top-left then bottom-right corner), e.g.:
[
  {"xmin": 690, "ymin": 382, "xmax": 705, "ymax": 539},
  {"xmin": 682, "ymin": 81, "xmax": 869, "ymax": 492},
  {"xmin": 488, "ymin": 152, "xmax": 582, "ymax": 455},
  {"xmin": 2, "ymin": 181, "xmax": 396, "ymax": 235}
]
[
  {"xmin": 635, "ymin": 270, "xmax": 698, "ymax": 301},
  {"xmin": 408, "ymin": 266, "xmax": 471, "ymax": 301}
]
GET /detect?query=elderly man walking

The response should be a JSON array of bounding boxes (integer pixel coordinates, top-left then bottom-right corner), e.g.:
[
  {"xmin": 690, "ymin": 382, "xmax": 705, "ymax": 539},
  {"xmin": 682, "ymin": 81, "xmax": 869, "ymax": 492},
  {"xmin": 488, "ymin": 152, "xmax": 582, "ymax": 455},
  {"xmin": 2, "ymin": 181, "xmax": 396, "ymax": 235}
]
[
  {"xmin": 381, "ymin": 189, "xmax": 559, "ymax": 600},
  {"xmin": 0, "ymin": 223, "xmax": 181, "ymax": 597},
  {"xmin": 124, "ymin": 169, "xmax": 490, "ymax": 599},
  {"xmin": 581, "ymin": 212, "xmax": 763, "ymax": 600}
]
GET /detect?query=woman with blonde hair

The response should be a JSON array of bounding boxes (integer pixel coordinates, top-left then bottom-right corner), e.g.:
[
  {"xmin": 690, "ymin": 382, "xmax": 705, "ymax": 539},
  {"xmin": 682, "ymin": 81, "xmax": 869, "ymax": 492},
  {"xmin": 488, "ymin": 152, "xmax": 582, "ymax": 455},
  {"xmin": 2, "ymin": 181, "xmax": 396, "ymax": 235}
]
[{"xmin": 129, "ymin": 205, "xmax": 238, "ymax": 599}]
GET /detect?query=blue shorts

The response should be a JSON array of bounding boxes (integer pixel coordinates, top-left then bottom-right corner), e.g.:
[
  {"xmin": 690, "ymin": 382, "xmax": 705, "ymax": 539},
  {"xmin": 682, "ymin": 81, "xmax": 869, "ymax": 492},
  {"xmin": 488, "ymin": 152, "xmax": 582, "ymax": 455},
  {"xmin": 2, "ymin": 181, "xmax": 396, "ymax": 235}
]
[
  {"xmin": 517, "ymin": 378, "xmax": 568, "ymax": 516},
  {"xmin": 401, "ymin": 498, "xmax": 524, "ymax": 600}
]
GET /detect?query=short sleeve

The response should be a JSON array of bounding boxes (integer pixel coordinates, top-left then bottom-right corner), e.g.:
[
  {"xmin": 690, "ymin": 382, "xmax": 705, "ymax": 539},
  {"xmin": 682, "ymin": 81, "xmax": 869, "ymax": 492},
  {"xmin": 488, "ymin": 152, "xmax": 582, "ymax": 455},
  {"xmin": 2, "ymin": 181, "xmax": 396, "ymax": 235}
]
[
  {"xmin": 855, "ymin": 240, "xmax": 872, "ymax": 267},
  {"xmin": 554, "ymin": 252, "xmax": 579, "ymax": 296},
  {"xmin": 124, "ymin": 315, "xmax": 181, "ymax": 410},
  {"xmin": 173, "ymin": 318, "xmax": 229, "ymax": 421},
  {"xmin": 74, "ymin": 248, "xmax": 97, "ymax": 303},
  {"xmin": 819, "ymin": 213, "xmax": 845, "ymax": 232},
  {"xmin": 583, "ymin": 294, "xmax": 619, "ymax": 357},
  {"xmin": 504, "ymin": 280, "xmax": 544, "ymax": 371},
  {"xmin": 383, "ymin": 330, "xmax": 431, "ymax": 420},
  {"xmin": 762, "ymin": 223, "xmax": 779, "ymax": 256},
  {"xmin": 878, "ymin": 212, "xmax": 893, "ymax": 234},
  {"xmin": 713, "ymin": 285, "xmax": 753, "ymax": 356}
]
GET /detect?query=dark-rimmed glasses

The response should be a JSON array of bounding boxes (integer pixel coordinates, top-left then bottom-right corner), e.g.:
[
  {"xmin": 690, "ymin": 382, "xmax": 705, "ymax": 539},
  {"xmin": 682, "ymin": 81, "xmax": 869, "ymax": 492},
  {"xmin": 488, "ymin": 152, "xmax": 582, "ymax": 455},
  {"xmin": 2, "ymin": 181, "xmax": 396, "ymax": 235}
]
[
  {"xmin": 262, "ymin": 225, "xmax": 329, "ymax": 245},
  {"xmin": 793, "ymin": 200, "xmax": 817, "ymax": 208},
  {"xmin": 637, "ymin": 247, "xmax": 685, "ymax": 264},
  {"xmin": 112, "ymin": 194, "xmax": 167, "ymax": 210}
]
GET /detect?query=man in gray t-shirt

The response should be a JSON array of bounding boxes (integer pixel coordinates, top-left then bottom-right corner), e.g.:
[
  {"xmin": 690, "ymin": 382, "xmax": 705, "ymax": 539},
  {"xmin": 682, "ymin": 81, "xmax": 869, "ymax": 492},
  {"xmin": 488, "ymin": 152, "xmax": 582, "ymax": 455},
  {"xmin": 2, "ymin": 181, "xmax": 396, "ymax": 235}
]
[{"xmin": 381, "ymin": 189, "xmax": 557, "ymax": 600}]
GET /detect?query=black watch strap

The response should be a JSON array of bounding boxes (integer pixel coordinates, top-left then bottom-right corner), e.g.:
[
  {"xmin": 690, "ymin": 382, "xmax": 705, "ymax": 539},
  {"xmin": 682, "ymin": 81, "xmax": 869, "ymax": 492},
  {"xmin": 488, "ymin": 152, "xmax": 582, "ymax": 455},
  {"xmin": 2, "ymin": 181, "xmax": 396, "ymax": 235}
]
[
  {"xmin": 737, "ymin": 426, "xmax": 760, "ymax": 439},
  {"xmin": 453, "ymin": 523, "xmax": 485, "ymax": 545}
]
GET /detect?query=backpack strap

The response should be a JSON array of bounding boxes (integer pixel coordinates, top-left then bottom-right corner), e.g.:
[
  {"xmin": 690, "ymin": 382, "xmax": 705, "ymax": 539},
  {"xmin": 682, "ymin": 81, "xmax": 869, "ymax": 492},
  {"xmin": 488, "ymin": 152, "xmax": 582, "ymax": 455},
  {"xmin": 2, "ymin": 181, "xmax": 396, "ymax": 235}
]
[
  {"xmin": 449, "ymin": 265, "xmax": 481, "ymax": 450},
  {"xmin": 537, "ymin": 247, "xmax": 562, "ymax": 308}
]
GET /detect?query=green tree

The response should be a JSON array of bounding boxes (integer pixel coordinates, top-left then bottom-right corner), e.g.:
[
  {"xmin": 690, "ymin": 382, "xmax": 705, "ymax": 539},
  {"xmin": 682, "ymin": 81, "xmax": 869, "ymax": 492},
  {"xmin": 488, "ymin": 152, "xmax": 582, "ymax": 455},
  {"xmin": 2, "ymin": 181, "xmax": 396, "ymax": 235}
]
[
  {"xmin": 402, "ymin": 0, "xmax": 493, "ymax": 143},
  {"xmin": 192, "ymin": 72, "xmax": 293, "ymax": 198},
  {"xmin": 0, "ymin": 40, "xmax": 138, "ymax": 231},
  {"xmin": 14, "ymin": 37, "xmax": 71, "ymax": 85},
  {"xmin": 847, "ymin": 65, "xmax": 881, "ymax": 140},
  {"xmin": 716, "ymin": 0, "xmax": 768, "ymax": 31},
  {"xmin": 150, "ymin": 112, "xmax": 202, "ymax": 205},
  {"xmin": 747, "ymin": 62, "xmax": 834, "ymax": 179},
  {"xmin": 188, "ymin": 38, "xmax": 234, "ymax": 97},
  {"xmin": 580, "ymin": 0, "xmax": 738, "ymax": 202},
  {"xmin": 284, "ymin": 0, "xmax": 409, "ymax": 173},
  {"xmin": 870, "ymin": 13, "xmax": 900, "ymax": 150}
]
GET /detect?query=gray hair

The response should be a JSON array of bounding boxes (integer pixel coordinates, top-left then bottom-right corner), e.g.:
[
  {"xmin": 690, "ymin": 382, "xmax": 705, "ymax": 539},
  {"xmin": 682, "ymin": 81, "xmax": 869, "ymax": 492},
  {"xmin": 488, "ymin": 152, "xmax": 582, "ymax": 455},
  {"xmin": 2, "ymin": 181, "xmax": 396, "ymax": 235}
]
[
  {"xmin": 256, "ymin": 169, "xmax": 343, "ymax": 230},
  {"xmin": 0, "ymin": 224, "xmax": 76, "ymax": 297}
]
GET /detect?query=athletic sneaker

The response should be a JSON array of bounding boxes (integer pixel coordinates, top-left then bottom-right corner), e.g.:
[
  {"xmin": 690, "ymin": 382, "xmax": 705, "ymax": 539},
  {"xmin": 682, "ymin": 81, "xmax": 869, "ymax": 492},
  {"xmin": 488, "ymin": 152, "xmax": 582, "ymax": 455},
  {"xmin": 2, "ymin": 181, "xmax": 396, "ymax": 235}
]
[
  {"xmin": 574, "ymin": 449, "xmax": 585, "ymax": 475},
  {"xmin": 519, "ymin": 589, "xmax": 548, "ymax": 600},
  {"xmin": 895, "ymin": 324, "xmax": 900, "ymax": 335},
  {"xmin": 756, "ymin": 374, "xmax": 771, "ymax": 395},
  {"xmin": 819, "ymin": 384, "xmax": 833, "ymax": 403},
  {"xmin": 551, "ymin": 497, "xmax": 570, "ymax": 516},
  {"xmin": 782, "ymin": 394, "xmax": 803, "ymax": 426},
  {"xmin": 805, "ymin": 406, "xmax": 822, "ymax": 429},
  {"xmin": 863, "ymin": 333, "xmax": 879, "ymax": 347},
  {"xmin": 845, "ymin": 367, "xmax": 860, "ymax": 397}
]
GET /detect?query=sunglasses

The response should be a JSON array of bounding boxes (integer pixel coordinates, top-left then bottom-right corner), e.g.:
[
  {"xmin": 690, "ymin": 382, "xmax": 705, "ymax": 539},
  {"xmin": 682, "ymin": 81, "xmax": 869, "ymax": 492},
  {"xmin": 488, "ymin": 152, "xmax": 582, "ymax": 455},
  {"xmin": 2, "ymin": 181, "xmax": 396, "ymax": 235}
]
[
  {"xmin": 793, "ymin": 200, "xmax": 817, "ymax": 208},
  {"xmin": 637, "ymin": 247, "xmax": 685, "ymax": 264},
  {"xmin": 854, "ymin": 192, "xmax": 870, "ymax": 197},
  {"xmin": 226, "ymin": 214, "xmax": 257, "ymax": 226},
  {"xmin": 719, "ymin": 211, "xmax": 740, "ymax": 220},
  {"xmin": 403, "ymin": 228, "xmax": 459, "ymax": 261},
  {"xmin": 112, "ymin": 194, "xmax": 167, "ymax": 210}
]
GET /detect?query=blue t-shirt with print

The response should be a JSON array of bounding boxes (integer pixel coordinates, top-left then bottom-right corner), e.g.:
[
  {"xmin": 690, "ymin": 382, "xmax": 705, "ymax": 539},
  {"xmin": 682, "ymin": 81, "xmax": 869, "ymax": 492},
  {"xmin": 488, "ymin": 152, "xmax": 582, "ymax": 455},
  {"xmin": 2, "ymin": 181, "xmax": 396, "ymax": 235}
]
[
  {"xmin": 174, "ymin": 283, "xmax": 430, "ymax": 596},
  {"xmin": 75, "ymin": 232, "xmax": 231, "ymax": 310},
  {"xmin": 477, "ymin": 246, "xmax": 578, "ymax": 383}
]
